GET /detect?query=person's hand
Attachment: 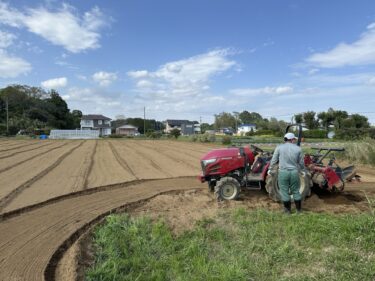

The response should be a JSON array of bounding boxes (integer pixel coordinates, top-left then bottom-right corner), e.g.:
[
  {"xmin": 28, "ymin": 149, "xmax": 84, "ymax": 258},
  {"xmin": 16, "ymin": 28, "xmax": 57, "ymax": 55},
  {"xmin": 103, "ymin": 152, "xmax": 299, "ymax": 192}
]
[{"xmin": 267, "ymin": 170, "xmax": 274, "ymax": 176}]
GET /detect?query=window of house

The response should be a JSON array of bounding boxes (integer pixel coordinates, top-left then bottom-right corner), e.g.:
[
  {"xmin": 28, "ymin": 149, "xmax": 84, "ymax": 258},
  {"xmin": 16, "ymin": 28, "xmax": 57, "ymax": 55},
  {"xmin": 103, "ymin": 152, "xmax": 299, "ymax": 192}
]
[
  {"xmin": 104, "ymin": 120, "xmax": 110, "ymax": 125},
  {"xmin": 98, "ymin": 120, "xmax": 102, "ymax": 125}
]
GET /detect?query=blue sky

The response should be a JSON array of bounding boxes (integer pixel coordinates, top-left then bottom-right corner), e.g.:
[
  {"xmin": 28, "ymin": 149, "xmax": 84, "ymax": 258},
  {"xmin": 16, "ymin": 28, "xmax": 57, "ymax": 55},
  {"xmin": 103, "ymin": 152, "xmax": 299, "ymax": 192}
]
[{"xmin": 1, "ymin": 0, "xmax": 375, "ymax": 124}]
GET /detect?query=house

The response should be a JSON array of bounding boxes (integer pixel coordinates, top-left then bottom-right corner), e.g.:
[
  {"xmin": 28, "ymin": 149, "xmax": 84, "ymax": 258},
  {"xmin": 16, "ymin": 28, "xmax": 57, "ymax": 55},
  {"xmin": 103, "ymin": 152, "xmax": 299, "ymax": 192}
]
[
  {"xmin": 116, "ymin": 125, "xmax": 139, "ymax": 136},
  {"xmin": 164, "ymin": 119, "xmax": 199, "ymax": 135},
  {"xmin": 80, "ymin": 114, "xmax": 111, "ymax": 136},
  {"xmin": 237, "ymin": 124, "xmax": 257, "ymax": 135}
]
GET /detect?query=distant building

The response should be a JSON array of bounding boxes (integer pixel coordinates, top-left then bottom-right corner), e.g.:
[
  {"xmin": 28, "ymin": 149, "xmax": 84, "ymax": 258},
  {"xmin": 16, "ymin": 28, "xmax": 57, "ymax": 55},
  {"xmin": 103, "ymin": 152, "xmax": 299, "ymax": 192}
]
[
  {"xmin": 80, "ymin": 114, "xmax": 111, "ymax": 136},
  {"xmin": 237, "ymin": 124, "xmax": 257, "ymax": 135},
  {"xmin": 116, "ymin": 125, "xmax": 139, "ymax": 136},
  {"xmin": 164, "ymin": 119, "xmax": 200, "ymax": 135}
]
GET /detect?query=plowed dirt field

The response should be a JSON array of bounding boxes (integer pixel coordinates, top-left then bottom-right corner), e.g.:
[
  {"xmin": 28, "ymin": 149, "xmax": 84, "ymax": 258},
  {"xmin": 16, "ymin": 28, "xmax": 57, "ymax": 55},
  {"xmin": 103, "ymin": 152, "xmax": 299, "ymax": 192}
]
[{"xmin": 0, "ymin": 139, "xmax": 374, "ymax": 281}]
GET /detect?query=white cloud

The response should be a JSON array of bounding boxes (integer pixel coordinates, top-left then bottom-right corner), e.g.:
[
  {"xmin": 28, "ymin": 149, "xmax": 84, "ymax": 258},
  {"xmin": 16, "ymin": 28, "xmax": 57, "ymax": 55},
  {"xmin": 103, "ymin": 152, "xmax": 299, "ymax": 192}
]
[
  {"xmin": 0, "ymin": 49, "xmax": 31, "ymax": 78},
  {"xmin": 41, "ymin": 77, "xmax": 67, "ymax": 89},
  {"xmin": 92, "ymin": 71, "xmax": 118, "ymax": 86},
  {"xmin": 129, "ymin": 49, "xmax": 237, "ymax": 97},
  {"xmin": 136, "ymin": 80, "xmax": 153, "ymax": 88},
  {"xmin": 63, "ymin": 87, "xmax": 123, "ymax": 114},
  {"xmin": 0, "ymin": 30, "xmax": 16, "ymax": 48},
  {"xmin": 127, "ymin": 70, "xmax": 149, "ymax": 79},
  {"xmin": 124, "ymin": 49, "xmax": 239, "ymax": 119},
  {"xmin": 230, "ymin": 86, "xmax": 294, "ymax": 96},
  {"xmin": 308, "ymin": 68, "xmax": 319, "ymax": 75},
  {"xmin": 0, "ymin": 2, "xmax": 107, "ymax": 53},
  {"xmin": 307, "ymin": 22, "xmax": 375, "ymax": 67}
]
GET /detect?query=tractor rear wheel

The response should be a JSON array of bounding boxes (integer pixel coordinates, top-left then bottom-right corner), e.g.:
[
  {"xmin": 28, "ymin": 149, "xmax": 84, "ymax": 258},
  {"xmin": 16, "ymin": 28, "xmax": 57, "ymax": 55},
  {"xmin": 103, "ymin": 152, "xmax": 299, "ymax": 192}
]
[
  {"xmin": 265, "ymin": 166, "xmax": 311, "ymax": 202},
  {"xmin": 215, "ymin": 177, "xmax": 241, "ymax": 201}
]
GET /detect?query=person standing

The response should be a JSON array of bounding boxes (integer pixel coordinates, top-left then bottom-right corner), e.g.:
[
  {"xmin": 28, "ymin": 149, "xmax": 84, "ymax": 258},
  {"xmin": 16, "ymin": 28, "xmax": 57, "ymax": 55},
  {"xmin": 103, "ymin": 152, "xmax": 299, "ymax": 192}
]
[{"xmin": 268, "ymin": 132, "xmax": 306, "ymax": 214}]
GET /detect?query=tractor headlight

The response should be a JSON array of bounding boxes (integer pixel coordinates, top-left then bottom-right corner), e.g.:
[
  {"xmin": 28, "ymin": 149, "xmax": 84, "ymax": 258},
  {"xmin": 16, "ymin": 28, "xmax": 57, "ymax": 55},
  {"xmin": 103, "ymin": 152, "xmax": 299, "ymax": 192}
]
[{"xmin": 202, "ymin": 158, "xmax": 217, "ymax": 166}]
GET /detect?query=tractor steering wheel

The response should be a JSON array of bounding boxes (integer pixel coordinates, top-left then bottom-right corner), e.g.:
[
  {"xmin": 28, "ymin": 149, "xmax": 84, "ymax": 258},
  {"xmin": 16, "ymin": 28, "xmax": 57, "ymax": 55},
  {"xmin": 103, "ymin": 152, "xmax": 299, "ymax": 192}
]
[{"xmin": 250, "ymin": 144, "xmax": 264, "ymax": 153}]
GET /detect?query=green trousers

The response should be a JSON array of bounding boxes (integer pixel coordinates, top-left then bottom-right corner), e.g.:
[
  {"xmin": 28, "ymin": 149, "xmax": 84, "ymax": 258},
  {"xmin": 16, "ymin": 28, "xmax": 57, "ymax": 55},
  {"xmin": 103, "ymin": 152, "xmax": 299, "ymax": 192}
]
[{"xmin": 278, "ymin": 170, "xmax": 301, "ymax": 202}]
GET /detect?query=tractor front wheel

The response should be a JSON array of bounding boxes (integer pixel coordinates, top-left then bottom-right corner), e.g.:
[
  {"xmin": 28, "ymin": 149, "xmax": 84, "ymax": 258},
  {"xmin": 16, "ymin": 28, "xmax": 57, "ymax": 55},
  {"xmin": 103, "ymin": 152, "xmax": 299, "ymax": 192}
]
[{"xmin": 215, "ymin": 177, "xmax": 241, "ymax": 201}]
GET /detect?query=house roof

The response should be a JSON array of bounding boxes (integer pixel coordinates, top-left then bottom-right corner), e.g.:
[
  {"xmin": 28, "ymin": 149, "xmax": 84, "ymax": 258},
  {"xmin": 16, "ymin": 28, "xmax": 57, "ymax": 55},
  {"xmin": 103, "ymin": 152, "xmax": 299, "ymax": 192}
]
[
  {"xmin": 117, "ymin": 125, "xmax": 138, "ymax": 130},
  {"xmin": 166, "ymin": 119, "xmax": 198, "ymax": 126},
  {"xmin": 81, "ymin": 114, "xmax": 111, "ymax": 121}
]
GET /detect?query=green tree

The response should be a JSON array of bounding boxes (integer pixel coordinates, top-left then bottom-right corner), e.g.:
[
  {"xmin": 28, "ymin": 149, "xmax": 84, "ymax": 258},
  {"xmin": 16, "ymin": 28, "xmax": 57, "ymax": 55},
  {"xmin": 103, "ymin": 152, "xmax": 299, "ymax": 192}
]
[
  {"xmin": 294, "ymin": 113, "xmax": 303, "ymax": 124},
  {"xmin": 214, "ymin": 112, "xmax": 236, "ymax": 129},
  {"xmin": 170, "ymin": 128, "xmax": 181, "ymax": 139},
  {"xmin": 200, "ymin": 123, "xmax": 213, "ymax": 133},
  {"xmin": 303, "ymin": 111, "xmax": 319, "ymax": 129},
  {"xmin": 331, "ymin": 110, "xmax": 348, "ymax": 130},
  {"xmin": 350, "ymin": 114, "xmax": 370, "ymax": 128}
]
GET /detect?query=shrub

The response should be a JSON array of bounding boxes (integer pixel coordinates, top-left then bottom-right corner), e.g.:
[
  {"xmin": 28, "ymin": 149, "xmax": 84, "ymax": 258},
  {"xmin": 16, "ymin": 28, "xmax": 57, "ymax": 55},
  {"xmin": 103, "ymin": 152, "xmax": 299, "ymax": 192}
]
[
  {"xmin": 253, "ymin": 129, "xmax": 274, "ymax": 136},
  {"xmin": 222, "ymin": 135, "xmax": 232, "ymax": 145},
  {"xmin": 109, "ymin": 134, "xmax": 124, "ymax": 138},
  {"xmin": 189, "ymin": 135, "xmax": 198, "ymax": 142},
  {"xmin": 148, "ymin": 131, "xmax": 162, "ymax": 139},
  {"xmin": 169, "ymin": 128, "xmax": 181, "ymax": 139},
  {"xmin": 302, "ymin": 129, "xmax": 327, "ymax": 139},
  {"xmin": 334, "ymin": 128, "xmax": 368, "ymax": 140},
  {"xmin": 199, "ymin": 133, "xmax": 216, "ymax": 143}
]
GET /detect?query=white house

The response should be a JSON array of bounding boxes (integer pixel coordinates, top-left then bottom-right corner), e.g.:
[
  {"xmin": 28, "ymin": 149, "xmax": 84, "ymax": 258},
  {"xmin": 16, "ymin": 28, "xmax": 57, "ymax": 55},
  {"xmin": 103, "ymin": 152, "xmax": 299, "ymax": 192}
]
[
  {"xmin": 80, "ymin": 114, "xmax": 112, "ymax": 136},
  {"xmin": 237, "ymin": 124, "xmax": 257, "ymax": 135}
]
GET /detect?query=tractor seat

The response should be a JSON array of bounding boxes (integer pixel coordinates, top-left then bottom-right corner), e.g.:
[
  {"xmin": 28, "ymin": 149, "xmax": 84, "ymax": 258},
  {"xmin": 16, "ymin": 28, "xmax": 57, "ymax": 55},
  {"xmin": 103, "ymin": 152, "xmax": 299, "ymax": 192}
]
[{"xmin": 251, "ymin": 157, "xmax": 265, "ymax": 174}]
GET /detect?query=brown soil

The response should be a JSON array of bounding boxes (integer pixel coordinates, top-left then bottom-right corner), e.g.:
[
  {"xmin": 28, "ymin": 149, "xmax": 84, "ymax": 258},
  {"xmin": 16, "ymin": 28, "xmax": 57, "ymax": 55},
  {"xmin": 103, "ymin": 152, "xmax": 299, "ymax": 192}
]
[{"xmin": 0, "ymin": 139, "xmax": 373, "ymax": 281}]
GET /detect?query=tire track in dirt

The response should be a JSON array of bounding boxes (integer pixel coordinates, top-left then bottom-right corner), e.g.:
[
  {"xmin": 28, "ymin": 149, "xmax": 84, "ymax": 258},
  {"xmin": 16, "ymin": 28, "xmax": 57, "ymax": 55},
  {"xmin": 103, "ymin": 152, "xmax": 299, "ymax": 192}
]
[
  {"xmin": 0, "ymin": 141, "xmax": 43, "ymax": 153},
  {"xmin": 137, "ymin": 141, "xmax": 200, "ymax": 171},
  {"xmin": 151, "ymin": 140, "xmax": 209, "ymax": 160},
  {"xmin": 161, "ymin": 140, "xmax": 215, "ymax": 154},
  {"xmin": 83, "ymin": 140, "xmax": 98, "ymax": 189},
  {"xmin": 108, "ymin": 141, "xmax": 139, "ymax": 180},
  {"xmin": 141, "ymin": 139, "xmax": 200, "ymax": 170},
  {"xmin": 0, "ymin": 141, "xmax": 55, "ymax": 160},
  {"xmin": 0, "ymin": 142, "xmax": 69, "ymax": 174},
  {"xmin": 0, "ymin": 177, "xmax": 200, "ymax": 281},
  {"xmin": 3, "ymin": 141, "xmax": 95, "ymax": 212},
  {"xmin": 109, "ymin": 140, "xmax": 169, "ymax": 179},
  {"xmin": 121, "ymin": 140, "xmax": 174, "ymax": 178},
  {"xmin": 0, "ymin": 141, "xmax": 85, "ymax": 213}
]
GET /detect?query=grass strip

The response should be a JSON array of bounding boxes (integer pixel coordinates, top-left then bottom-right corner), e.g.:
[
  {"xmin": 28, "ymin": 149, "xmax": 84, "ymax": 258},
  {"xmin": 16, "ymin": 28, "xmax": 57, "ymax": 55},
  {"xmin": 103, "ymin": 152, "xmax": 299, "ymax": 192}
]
[{"xmin": 86, "ymin": 209, "xmax": 375, "ymax": 281}]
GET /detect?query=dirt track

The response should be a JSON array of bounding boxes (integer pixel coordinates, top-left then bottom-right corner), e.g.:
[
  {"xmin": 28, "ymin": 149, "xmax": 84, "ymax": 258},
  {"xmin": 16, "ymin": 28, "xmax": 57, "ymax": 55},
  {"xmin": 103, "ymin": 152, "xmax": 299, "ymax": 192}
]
[{"xmin": 0, "ymin": 139, "xmax": 374, "ymax": 281}]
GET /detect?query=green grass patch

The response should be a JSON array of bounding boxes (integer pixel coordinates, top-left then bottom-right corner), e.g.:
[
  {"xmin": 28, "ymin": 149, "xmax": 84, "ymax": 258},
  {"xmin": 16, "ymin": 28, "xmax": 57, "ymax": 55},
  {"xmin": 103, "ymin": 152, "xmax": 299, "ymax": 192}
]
[{"xmin": 86, "ymin": 210, "xmax": 375, "ymax": 281}]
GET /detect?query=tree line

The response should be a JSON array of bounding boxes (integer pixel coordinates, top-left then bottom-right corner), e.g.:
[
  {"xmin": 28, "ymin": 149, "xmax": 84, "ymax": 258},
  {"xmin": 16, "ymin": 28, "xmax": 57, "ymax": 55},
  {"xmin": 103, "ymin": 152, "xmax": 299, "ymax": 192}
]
[
  {"xmin": 0, "ymin": 85, "xmax": 82, "ymax": 135},
  {"xmin": 203, "ymin": 109, "xmax": 373, "ymax": 139},
  {"xmin": 0, "ymin": 84, "xmax": 373, "ymax": 139}
]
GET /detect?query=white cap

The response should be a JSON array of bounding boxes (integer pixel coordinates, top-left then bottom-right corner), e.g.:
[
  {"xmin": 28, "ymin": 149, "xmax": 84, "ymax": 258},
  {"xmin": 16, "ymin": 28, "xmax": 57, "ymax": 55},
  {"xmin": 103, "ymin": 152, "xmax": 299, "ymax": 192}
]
[{"xmin": 284, "ymin": 132, "xmax": 297, "ymax": 140}]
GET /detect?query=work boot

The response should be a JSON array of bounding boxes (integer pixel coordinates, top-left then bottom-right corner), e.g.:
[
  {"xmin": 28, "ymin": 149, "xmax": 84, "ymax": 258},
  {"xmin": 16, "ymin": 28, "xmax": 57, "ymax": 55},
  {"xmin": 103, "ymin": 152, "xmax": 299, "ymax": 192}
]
[
  {"xmin": 283, "ymin": 201, "xmax": 291, "ymax": 215},
  {"xmin": 295, "ymin": 200, "xmax": 302, "ymax": 214}
]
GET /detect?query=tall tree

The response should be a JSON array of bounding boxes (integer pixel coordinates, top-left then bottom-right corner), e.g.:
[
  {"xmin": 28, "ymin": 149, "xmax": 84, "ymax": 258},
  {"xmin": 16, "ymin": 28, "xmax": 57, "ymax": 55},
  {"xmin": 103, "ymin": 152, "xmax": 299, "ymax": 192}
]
[
  {"xmin": 294, "ymin": 113, "xmax": 303, "ymax": 124},
  {"xmin": 303, "ymin": 111, "xmax": 318, "ymax": 129},
  {"xmin": 332, "ymin": 110, "xmax": 348, "ymax": 130},
  {"xmin": 214, "ymin": 112, "xmax": 236, "ymax": 129}
]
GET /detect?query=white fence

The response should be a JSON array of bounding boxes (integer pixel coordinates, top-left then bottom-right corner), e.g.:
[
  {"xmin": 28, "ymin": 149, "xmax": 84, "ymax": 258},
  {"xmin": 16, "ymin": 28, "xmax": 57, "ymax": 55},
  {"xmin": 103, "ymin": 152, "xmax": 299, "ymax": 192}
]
[{"xmin": 49, "ymin": 129, "xmax": 99, "ymax": 139}]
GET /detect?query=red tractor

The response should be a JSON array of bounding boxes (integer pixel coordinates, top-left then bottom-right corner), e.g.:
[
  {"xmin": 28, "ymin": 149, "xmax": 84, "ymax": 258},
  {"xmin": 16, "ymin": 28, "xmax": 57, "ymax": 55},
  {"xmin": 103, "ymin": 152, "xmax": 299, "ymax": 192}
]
[{"xmin": 198, "ymin": 125, "xmax": 356, "ymax": 201}]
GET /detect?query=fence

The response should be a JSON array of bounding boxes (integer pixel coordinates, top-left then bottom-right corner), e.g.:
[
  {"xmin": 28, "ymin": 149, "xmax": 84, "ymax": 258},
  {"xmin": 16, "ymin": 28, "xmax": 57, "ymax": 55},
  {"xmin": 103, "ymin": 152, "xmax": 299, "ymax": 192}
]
[{"xmin": 49, "ymin": 129, "xmax": 100, "ymax": 139}]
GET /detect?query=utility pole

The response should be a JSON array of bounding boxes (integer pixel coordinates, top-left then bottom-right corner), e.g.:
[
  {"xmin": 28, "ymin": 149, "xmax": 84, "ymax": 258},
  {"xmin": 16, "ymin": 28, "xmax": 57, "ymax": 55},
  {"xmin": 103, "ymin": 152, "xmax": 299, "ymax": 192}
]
[{"xmin": 143, "ymin": 106, "xmax": 146, "ymax": 135}]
